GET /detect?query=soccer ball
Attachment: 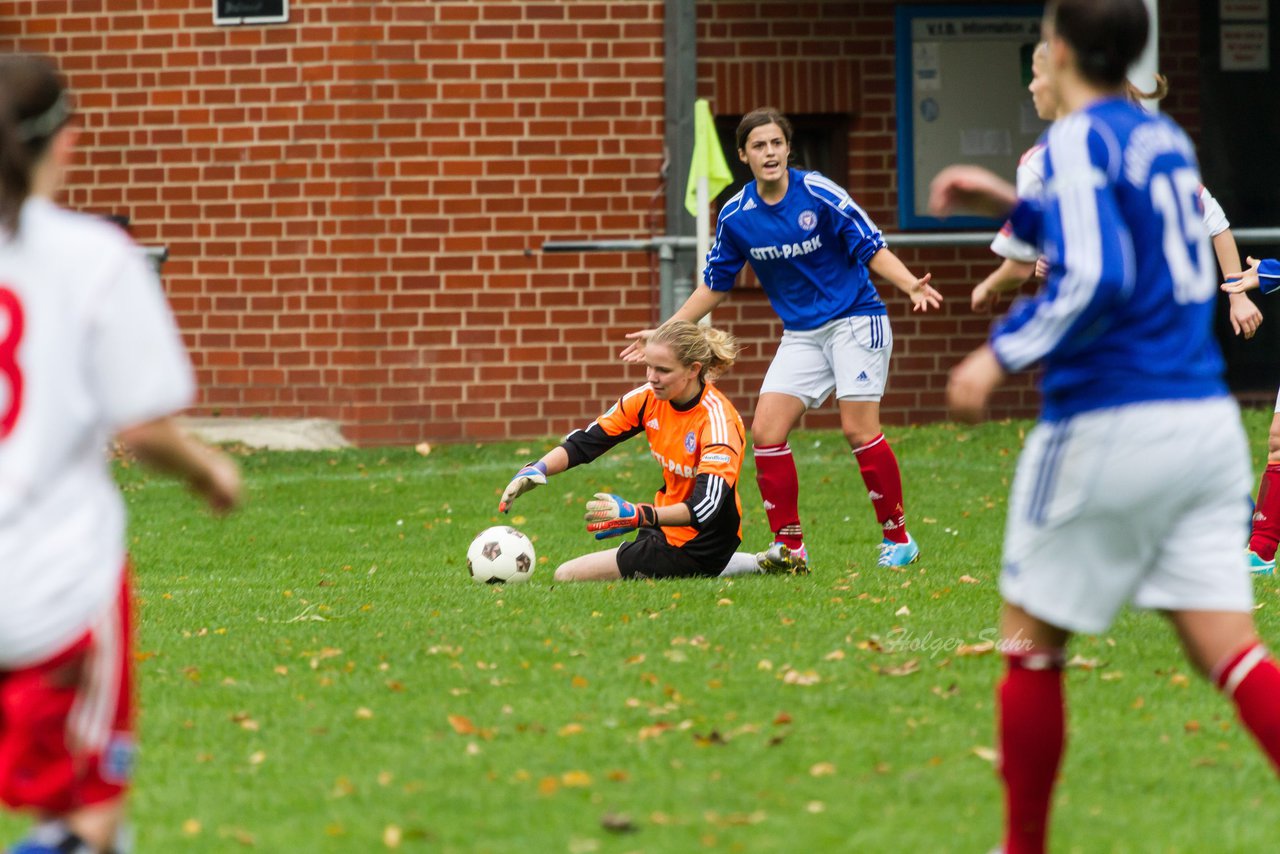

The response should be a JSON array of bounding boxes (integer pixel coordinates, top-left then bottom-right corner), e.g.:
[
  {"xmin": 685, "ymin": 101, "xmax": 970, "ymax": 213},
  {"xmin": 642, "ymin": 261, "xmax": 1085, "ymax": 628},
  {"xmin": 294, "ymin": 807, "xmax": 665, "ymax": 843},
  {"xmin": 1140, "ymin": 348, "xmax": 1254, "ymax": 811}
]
[{"xmin": 466, "ymin": 526, "xmax": 536, "ymax": 584}]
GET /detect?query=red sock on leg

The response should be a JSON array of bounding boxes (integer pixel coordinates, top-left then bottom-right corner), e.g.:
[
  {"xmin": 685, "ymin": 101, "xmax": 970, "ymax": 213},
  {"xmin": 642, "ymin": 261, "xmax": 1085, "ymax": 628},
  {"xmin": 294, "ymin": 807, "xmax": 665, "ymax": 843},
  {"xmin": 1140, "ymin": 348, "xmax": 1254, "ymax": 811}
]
[
  {"xmin": 853, "ymin": 433, "xmax": 907, "ymax": 544},
  {"xmin": 754, "ymin": 443, "xmax": 803, "ymax": 548},
  {"xmin": 1249, "ymin": 464, "xmax": 1280, "ymax": 560},
  {"xmin": 1213, "ymin": 641, "xmax": 1280, "ymax": 773},
  {"xmin": 998, "ymin": 650, "xmax": 1066, "ymax": 854}
]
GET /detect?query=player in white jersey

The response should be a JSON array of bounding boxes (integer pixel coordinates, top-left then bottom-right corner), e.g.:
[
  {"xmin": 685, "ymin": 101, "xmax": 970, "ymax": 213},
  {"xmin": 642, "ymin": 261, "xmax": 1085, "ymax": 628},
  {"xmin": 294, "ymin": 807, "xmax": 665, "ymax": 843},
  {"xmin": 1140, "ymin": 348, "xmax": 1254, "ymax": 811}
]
[
  {"xmin": 971, "ymin": 42, "xmax": 1057, "ymax": 314},
  {"xmin": 932, "ymin": 2, "xmax": 1280, "ymax": 852},
  {"xmin": 0, "ymin": 56, "xmax": 241, "ymax": 854}
]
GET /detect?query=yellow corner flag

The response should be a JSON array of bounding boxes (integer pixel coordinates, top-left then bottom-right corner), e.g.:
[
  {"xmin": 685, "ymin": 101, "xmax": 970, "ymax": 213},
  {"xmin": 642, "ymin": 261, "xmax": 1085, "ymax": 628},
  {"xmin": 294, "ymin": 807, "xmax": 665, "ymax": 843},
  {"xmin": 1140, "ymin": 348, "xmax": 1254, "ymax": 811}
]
[{"xmin": 684, "ymin": 99, "xmax": 733, "ymax": 217}]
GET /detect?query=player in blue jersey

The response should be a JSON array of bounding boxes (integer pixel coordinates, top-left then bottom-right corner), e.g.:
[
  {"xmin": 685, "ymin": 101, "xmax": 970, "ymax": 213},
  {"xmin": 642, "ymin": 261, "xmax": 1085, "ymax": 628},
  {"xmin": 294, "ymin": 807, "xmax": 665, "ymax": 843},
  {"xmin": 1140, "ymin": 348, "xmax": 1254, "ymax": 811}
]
[
  {"xmin": 1222, "ymin": 256, "xmax": 1280, "ymax": 573},
  {"xmin": 622, "ymin": 108, "xmax": 941, "ymax": 572},
  {"xmin": 932, "ymin": 2, "xmax": 1280, "ymax": 852}
]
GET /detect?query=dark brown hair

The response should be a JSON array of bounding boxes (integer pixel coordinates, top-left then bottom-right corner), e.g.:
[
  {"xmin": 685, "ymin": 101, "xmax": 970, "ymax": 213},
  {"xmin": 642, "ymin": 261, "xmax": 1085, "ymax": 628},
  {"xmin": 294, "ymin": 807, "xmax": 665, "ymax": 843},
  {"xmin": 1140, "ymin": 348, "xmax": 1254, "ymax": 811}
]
[
  {"xmin": 1048, "ymin": 0, "xmax": 1149, "ymax": 88},
  {"xmin": 735, "ymin": 107, "xmax": 793, "ymax": 153},
  {"xmin": 0, "ymin": 55, "xmax": 70, "ymax": 234}
]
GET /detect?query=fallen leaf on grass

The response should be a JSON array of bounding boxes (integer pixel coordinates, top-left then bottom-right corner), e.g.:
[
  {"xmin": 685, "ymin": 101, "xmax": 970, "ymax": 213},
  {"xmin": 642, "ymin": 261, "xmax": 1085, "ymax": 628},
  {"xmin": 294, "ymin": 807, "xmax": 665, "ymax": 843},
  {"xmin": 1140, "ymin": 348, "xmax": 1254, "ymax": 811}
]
[
  {"xmin": 561, "ymin": 770, "xmax": 592, "ymax": 787},
  {"xmin": 971, "ymin": 746, "xmax": 998, "ymax": 763},
  {"xmin": 182, "ymin": 819, "xmax": 202, "ymax": 837},
  {"xmin": 638, "ymin": 722, "xmax": 672, "ymax": 740},
  {"xmin": 230, "ymin": 712, "xmax": 259, "ymax": 731},
  {"xmin": 601, "ymin": 812, "xmax": 637, "ymax": 833},
  {"xmin": 447, "ymin": 715, "xmax": 476, "ymax": 735},
  {"xmin": 958, "ymin": 575, "xmax": 981, "ymax": 584},
  {"xmin": 772, "ymin": 712, "xmax": 792, "ymax": 726},
  {"xmin": 1065, "ymin": 655, "xmax": 1104, "ymax": 670},
  {"xmin": 876, "ymin": 659, "xmax": 921, "ymax": 677},
  {"xmin": 809, "ymin": 762, "xmax": 836, "ymax": 777},
  {"xmin": 414, "ymin": 443, "xmax": 431, "ymax": 457},
  {"xmin": 781, "ymin": 668, "xmax": 821, "ymax": 686},
  {"xmin": 383, "ymin": 824, "xmax": 402, "ymax": 848},
  {"xmin": 823, "ymin": 649, "xmax": 845, "ymax": 661},
  {"xmin": 558, "ymin": 723, "xmax": 584, "ymax": 737},
  {"xmin": 956, "ymin": 641, "xmax": 995, "ymax": 657},
  {"xmin": 895, "ymin": 606, "xmax": 911, "ymax": 616}
]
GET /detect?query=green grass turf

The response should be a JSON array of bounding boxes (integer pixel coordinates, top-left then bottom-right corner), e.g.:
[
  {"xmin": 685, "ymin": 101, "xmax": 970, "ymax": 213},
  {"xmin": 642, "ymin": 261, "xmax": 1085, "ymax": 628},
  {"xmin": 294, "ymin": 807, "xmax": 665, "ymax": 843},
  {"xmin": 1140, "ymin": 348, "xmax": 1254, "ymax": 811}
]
[{"xmin": 9, "ymin": 410, "xmax": 1277, "ymax": 852}]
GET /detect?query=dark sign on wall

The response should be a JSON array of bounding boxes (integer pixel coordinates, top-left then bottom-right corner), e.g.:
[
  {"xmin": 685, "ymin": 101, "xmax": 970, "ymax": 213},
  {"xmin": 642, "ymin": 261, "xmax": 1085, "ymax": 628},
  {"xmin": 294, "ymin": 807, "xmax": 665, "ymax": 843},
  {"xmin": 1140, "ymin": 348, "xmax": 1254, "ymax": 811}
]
[{"xmin": 214, "ymin": 0, "xmax": 287, "ymax": 26}]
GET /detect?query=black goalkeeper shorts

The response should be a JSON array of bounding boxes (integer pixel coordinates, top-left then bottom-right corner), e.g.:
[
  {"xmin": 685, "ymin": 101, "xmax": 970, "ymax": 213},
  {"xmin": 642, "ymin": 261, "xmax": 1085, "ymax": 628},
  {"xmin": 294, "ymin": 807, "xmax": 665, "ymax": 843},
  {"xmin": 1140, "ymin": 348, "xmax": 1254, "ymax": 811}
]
[{"xmin": 616, "ymin": 529, "xmax": 729, "ymax": 579}]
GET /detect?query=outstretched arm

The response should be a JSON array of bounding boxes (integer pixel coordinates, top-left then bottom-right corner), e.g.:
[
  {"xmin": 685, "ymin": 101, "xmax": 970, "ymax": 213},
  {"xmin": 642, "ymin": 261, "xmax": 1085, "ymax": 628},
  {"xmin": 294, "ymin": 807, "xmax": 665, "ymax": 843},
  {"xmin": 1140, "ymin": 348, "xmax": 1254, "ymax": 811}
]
[
  {"xmin": 868, "ymin": 248, "xmax": 942, "ymax": 312},
  {"xmin": 620, "ymin": 285, "xmax": 730, "ymax": 362},
  {"xmin": 972, "ymin": 258, "xmax": 1037, "ymax": 313},
  {"xmin": 1212, "ymin": 229, "xmax": 1262, "ymax": 338},
  {"xmin": 117, "ymin": 417, "xmax": 242, "ymax": 513}
]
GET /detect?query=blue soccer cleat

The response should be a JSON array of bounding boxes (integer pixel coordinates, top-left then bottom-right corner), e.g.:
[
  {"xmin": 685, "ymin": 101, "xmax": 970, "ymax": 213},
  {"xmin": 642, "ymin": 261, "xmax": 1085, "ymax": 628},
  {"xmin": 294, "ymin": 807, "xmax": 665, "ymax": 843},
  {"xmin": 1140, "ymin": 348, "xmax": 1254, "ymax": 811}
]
[
  {"xmin": 877, "ymin": 533, "xmax": 919, "ymax": 568},
  {"xmin": 755, "ymin": 542, "xmax": 809, "ymax": 575},
  {"xmin": 1247, "ymin": 549, "xmax": 1276, "ymax": 577}
]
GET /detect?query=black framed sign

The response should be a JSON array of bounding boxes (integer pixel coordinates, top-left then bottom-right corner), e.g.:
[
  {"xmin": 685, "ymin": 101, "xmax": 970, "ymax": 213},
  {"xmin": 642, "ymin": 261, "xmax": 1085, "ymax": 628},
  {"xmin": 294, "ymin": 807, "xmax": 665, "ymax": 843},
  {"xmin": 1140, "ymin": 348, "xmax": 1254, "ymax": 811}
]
[{"xmin": 214, "ymin": 0, "xmax": 288, "ymax": 26}]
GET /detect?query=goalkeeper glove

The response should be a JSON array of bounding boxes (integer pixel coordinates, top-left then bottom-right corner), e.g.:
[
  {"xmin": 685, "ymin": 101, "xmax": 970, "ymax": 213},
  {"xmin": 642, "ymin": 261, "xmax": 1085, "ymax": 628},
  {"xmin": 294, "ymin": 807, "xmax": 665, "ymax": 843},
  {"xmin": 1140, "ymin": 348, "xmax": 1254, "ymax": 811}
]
[
  {"xmin": 499, "ymin": 461, "xmax": 548, "ymax": 513},
  {"xmin": 583, "ymin": 492, "xmax": 658, "ymax": 539}
]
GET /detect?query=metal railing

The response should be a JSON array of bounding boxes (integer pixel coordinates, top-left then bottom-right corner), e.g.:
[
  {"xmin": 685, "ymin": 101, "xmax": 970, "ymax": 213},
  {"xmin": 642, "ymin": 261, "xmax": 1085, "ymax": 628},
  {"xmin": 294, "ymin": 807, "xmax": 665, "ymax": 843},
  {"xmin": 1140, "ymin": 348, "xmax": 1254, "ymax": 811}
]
[{"xmin": 543, "ymin": 227, "xmax": 1280, "ymax": 255}]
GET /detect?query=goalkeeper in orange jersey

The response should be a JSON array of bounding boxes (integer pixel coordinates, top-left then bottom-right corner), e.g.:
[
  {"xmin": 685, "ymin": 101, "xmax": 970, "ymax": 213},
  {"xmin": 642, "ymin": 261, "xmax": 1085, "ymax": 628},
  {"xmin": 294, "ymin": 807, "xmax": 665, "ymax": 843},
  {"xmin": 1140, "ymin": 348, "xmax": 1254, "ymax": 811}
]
[{"xmin": 497, "ymin": 319, "xmax": 796, "ymax": 581}]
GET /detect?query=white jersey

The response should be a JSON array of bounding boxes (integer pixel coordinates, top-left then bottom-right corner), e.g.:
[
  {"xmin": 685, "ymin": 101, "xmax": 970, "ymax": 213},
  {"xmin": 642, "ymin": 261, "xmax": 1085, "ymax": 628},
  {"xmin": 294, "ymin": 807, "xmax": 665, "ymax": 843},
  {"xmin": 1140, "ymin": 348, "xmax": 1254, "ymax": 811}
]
[
  {"xmin": 990, "ymin": 143, "xmax": 1047, "ymax": 263},
  {"xmin": 0, "ymin": 198, "xmax": 193, "ymax": 667},
  {"xmin": 1199, "ymin": 184, "xmax": 1229, "ymax": 237}
]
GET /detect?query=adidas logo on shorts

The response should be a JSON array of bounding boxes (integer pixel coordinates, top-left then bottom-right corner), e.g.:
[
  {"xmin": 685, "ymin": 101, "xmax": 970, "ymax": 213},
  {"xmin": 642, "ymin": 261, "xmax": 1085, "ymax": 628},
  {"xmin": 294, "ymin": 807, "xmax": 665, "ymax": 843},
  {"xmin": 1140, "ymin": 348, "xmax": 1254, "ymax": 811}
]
[{"xmin": 856, "ymin": 371, "xmax": 870, "ymax": 383}]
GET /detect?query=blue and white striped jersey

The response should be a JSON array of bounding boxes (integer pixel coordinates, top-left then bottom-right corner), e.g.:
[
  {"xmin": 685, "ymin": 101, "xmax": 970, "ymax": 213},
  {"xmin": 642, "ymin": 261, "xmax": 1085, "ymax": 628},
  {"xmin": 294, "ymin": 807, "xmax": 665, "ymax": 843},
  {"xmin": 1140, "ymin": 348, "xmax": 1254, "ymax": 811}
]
[
  {"xmin": 703, "ymin": 168, "xmax": 888, "ymax": 331},
  {"xmin": 994, "ymin": 98, "xmax": 1226, "ymax": 422}
]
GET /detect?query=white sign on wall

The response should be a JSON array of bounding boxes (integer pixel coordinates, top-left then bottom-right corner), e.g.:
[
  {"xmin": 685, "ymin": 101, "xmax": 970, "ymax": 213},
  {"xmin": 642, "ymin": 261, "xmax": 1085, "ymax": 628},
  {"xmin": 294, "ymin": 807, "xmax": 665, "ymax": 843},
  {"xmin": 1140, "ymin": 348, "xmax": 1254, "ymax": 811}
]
[
  {"xmin": 1221, "ymin": 0, "xmax": 1268, "ymax": 22},
  {"xmin": 1221, "ymin": 22, "xmax": 1270, "ymax": 71}
]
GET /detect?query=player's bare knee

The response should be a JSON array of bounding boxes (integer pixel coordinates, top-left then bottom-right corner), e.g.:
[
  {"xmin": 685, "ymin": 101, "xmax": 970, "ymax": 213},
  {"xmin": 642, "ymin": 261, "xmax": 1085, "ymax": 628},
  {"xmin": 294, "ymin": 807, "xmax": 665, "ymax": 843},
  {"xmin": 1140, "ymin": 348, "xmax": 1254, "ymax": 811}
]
[
  {"xmin": 553, "ymin": 563, "xmax": 578, "ymax": 583},
  {"xmin": 843, "ymin": 427, "xmax": 880, "ymax": 450}
]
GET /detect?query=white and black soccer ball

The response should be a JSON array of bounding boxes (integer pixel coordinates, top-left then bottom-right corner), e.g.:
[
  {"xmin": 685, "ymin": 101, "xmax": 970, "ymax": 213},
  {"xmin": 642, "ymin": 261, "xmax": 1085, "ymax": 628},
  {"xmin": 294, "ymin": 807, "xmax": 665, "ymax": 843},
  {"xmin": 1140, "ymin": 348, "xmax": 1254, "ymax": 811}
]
[{"xmin": 466, "ymin": 526, "xmax": 536, "ymax": 584}]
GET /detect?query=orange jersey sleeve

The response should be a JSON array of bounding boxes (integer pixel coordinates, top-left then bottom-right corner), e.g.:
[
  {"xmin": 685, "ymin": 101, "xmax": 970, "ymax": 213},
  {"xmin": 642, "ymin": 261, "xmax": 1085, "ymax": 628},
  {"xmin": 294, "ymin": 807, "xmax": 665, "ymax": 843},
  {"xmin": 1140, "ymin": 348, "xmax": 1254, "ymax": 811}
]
[{"xmin": 561, "ymin": 385, "xmax": 652, "ymax": 469}]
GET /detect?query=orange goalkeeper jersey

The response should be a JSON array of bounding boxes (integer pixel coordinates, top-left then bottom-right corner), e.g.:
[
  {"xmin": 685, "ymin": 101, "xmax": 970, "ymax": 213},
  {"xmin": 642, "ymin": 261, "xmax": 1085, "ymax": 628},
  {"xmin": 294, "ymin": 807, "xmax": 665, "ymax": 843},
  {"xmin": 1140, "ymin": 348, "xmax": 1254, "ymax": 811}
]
[{"xmin": 561, "ymin": 382, "xmax": 746, "ymax": 561}]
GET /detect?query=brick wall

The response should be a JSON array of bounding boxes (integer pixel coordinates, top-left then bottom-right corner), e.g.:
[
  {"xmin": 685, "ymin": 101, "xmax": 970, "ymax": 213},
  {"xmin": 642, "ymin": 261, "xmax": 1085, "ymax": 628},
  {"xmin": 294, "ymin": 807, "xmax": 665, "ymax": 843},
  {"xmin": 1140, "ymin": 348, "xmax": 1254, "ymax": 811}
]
[{"xmin": 0, "ymin": 0, "xmax": 1202, "ymax": 444}]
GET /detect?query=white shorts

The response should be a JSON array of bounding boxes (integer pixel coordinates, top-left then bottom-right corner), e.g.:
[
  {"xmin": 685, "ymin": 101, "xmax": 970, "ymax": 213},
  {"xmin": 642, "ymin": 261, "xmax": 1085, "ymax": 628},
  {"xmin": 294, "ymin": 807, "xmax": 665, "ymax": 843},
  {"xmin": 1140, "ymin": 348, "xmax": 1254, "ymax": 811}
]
[
  {"xmin": 1000, "ymin": 398, "xmax": 1254, "ymax": 635},
  {"xmin": 758, "ymin": 315, "xmax": 892, "ymax": 409},
  {"xmin": 1273, "ymin": 386, "xmax": 1280, "ymax": 413}
]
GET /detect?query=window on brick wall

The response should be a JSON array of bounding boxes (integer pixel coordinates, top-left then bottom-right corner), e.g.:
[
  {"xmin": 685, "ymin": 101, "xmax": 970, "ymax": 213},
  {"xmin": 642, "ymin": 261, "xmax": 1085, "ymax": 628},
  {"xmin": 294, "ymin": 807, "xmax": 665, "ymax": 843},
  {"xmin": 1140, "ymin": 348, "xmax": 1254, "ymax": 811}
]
[{"xmin": 713, "ymin": 114, "xmax": 850, "ymax": 207}]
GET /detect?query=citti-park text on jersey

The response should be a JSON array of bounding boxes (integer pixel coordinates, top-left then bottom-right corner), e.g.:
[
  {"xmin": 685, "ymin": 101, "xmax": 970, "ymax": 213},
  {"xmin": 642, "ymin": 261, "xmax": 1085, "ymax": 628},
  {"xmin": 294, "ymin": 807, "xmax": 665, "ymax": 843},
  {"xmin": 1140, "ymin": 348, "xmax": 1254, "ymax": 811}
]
[{"xmin": 749, "ymin": 234, "xmax": 822, "ymax": 261}]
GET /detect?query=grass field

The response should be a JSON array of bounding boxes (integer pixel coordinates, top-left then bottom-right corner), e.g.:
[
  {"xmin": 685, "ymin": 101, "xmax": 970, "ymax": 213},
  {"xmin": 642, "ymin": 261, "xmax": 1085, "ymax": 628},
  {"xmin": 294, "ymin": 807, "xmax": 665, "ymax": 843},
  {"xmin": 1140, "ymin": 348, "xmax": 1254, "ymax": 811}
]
[{"xmin": 12, "ymin": 410, "xmax": 1277, "ymax": 852}]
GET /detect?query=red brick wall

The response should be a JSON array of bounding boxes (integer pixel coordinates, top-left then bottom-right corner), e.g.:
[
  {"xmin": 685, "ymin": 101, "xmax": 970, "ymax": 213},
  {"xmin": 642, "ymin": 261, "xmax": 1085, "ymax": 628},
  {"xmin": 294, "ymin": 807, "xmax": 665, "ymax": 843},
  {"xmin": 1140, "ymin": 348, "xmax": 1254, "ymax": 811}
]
[{"xmin": 0, "ymin": 0, "xmax": 1202, "ymax": 443}]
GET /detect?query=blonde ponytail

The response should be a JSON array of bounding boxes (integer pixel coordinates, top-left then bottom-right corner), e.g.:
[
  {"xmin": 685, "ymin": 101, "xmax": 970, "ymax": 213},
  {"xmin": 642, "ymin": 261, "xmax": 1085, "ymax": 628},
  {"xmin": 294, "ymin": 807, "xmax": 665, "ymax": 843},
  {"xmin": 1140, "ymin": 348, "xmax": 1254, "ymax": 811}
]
[{"xmin": 647, "ymin": 319, "xmax": 739, "ymax": 381}]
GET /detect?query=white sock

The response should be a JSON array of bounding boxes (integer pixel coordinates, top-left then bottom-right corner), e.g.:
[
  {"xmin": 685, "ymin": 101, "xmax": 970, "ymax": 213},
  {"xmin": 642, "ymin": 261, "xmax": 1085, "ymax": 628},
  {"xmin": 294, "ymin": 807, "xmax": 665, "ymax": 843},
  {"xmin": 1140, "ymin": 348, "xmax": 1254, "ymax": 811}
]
[{"xmin": 719, "ymin": 552, "xmax": 763, "ymax": 577}]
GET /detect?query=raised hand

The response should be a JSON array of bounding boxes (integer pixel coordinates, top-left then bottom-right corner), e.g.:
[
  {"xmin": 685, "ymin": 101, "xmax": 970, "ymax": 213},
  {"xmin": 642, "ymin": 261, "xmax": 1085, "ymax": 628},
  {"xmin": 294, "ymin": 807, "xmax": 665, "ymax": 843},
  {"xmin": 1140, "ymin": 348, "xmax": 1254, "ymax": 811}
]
[
  {"xmin": 619, "ymin": 329, "xmax": 656, "ymax": 363},
  {"xmin": 909, "ymin": 273, "xmax": 942, "ymax": 313}
]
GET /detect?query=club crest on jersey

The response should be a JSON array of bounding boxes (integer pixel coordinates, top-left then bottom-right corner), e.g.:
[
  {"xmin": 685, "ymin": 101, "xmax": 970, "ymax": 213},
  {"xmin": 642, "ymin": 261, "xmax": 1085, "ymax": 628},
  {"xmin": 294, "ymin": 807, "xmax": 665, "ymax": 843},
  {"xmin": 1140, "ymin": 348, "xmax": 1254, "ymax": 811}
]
[
  {"xmin": 797, "ymin": 210, "xmax": 817, "ymax": 230},
  {"xmin": 684, "ymin": 431, "xmax": 697, "ymax": 453}
]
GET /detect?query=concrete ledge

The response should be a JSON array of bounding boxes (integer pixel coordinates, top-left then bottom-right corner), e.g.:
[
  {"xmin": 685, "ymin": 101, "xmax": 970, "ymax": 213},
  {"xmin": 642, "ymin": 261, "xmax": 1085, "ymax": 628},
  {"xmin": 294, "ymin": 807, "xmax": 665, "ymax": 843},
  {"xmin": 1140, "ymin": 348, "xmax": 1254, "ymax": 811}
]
[{"xmin": 178, "ymin": 417, "xmax": 350, "ymax": 451}]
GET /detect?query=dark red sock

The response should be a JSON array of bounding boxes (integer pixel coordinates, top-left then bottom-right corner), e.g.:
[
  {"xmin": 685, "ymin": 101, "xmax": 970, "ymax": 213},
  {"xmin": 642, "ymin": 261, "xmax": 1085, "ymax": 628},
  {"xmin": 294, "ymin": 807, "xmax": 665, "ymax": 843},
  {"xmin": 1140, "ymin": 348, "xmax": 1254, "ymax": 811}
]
[
  {"xmin": 1249, "ymin": 464, "xmax": 1280, "ymax": 560},
  {"xmin": 998, "ymin": 651, "xmax": 1066, "ymax": 854},
  {"xmin": 1214, "ymin": 642, "xmax": 1280, "ymax": 773},
  {"xmin": 853, "ymin": 433, "xmax": 907, "ymax": 544},
  {"xmin": 753, "ymin": 443, "xmax": 803, "ymax": 548}
]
